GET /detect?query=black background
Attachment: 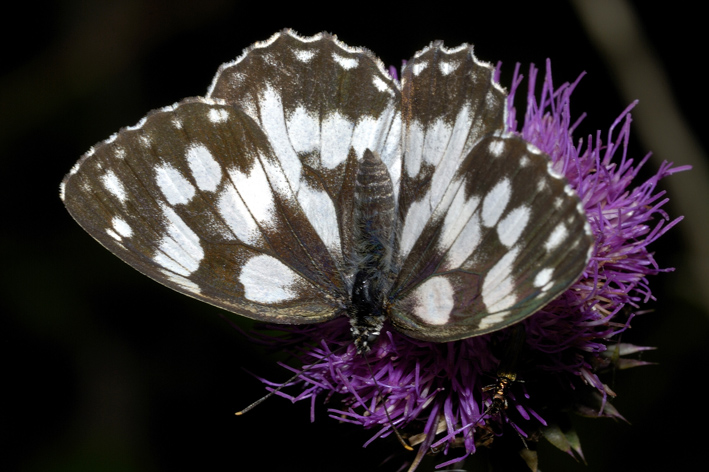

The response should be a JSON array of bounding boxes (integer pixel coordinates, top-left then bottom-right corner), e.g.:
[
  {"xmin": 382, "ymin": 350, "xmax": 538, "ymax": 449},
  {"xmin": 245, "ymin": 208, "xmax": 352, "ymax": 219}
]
[{"xmin": 3, "ymin": 1, "xmax": 707, "ymax": 471}]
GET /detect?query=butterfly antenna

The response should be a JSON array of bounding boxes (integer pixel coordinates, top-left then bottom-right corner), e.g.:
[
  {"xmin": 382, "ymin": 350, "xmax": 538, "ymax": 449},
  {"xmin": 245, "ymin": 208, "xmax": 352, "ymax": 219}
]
[{"xmin": 363, "ymin": 353, "xmax": 413, "ymax": 451}]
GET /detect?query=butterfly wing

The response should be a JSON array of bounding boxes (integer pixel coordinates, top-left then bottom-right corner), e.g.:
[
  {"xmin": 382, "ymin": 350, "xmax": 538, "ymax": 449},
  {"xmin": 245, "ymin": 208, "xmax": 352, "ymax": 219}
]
[
  {"xmin": 389, "ymin": 42, "xmax": 594, "ymax": 341},
  {"xmin": 207, "ymin": 30, "xmax": 402, "ymax": 264},
  {"xmin": 61, "ymin": 30, "xmax": 402, "ymax": 325}
]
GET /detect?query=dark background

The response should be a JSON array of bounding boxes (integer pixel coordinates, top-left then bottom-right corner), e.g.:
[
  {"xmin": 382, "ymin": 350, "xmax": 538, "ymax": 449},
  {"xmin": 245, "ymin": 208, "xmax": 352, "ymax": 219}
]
[{"xmin": 3, "ymin": 1, "xmax": 707, "ymax": 471}]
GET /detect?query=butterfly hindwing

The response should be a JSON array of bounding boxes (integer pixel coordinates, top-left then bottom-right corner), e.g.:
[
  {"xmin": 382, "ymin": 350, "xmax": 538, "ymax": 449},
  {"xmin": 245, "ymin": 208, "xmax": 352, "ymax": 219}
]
[
  {"xmin": 63, "ymin": 97, "xmax": 352, "ymax": 323},
  {"xmin": 390, "ymin": 135, "xmax": 593, "ymax": 340},
  {"xmin": 389, "ymin": 45, "xmax": 593, "ymax": 342}
]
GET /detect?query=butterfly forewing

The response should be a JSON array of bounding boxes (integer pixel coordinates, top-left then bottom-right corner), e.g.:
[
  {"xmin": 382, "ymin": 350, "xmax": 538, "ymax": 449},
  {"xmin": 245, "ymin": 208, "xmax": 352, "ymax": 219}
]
[
  {"xmin": 207, "ymin": 31, "xmax": 403, "ymax": 266},
  {"xmin": 390, "ymin": 133, "xmax": 593, "ymax": 341},
  {"xmin": 63, "ymin": 98, "xmax": 346, "ymax": 324},
  {"xmin": 396, "ymin": 41, "xmax": 508, "ymax": 273}
]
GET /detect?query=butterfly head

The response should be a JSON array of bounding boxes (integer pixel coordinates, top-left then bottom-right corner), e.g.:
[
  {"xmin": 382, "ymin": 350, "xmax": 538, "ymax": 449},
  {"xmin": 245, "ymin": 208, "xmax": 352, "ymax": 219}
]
[{"xmin": 348, "ymin": 270, "xmax": 387, "ymax": 354}]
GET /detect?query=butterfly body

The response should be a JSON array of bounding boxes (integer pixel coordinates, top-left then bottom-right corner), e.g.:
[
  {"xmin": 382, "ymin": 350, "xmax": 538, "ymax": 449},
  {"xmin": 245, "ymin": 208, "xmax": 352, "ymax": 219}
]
[
  {"xmin": 347, "ymin": 149, "xmax": 397, "ymax": 352},
  {"xmin": 61, "ymin": 30, "xmax": 593, "ymax": 348}
]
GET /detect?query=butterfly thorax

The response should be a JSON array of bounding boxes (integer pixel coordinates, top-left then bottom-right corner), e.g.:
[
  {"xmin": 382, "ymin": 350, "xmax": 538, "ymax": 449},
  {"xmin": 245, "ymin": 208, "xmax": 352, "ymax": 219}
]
[
  {"xmin": 349, "ymin": 270, "xmax": 386, "ymax": 354},
  {"xmin": 348, "ymin": 149, "xmax": 396, "ymax": 354}
]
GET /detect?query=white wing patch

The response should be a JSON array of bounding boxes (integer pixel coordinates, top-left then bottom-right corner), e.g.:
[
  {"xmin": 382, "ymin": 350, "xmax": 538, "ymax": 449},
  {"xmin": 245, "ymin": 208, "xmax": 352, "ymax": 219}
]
[
  {"xmin": 321, "ymin": 111, "xmax": 355, "ymax": 169},
  {"xmin": 496, "ymin": 206, "xmax": 530, "ymax": 248},
  {"xmin": 217, "ymin": 185, "xmax": 262, "ymax": 246},
  {"xmin": 379, "ymin": 111, "xmax": 403, "ymax": 197},
  {"xmin": 488, "ymin": 139, "xmax": 505, "ymax": 157},
  {"xmin": 533, "ymin": 267, "xmax": 554, "ymax": 289},
  {"xmin": 111, "ymin": 216, "xmax": 133, "ymax": 239},
  {"xmin": 437, "ymin": 183, "xmax": 483, "ymax": 265},
  {"xmin": 477, "ymin": 311, "xmax": 511, "ymax": 331},
  {"xmin": 208, "ymin": 108, "xmax": 229, "ymax": 123},
  {"xmin": 332, "ymin": 53, "xmax": 358, "ymax": 70},
  {"xmin": 440, "ymin": 189, "xmax": 479, "ymax": 248},
  {"xmin": 439, "ymin": 60, "xmax": 459, "ymax": 75},
  {"xmin": 404, "ymin": 120, "xmax": 425, "ymax": 177},
  {"xmin": 411, "ymin": 277, "xmax": 455, "ymax": 325},
  {"xmin": 296, "ymin": 182, "xmax": 341, "ymax": 254},
  {"xmin": 352, "ymin": 115, "xmax": 387, "ymax": 159},
  {"xmin": 481, "ymin": 247, "xmax": 520, "ymax": 314},
  {"xmin": 422, "ymin": 117, "xmax": 452, "ymax": 167},
  {"xmin": 412, "ymin": 61, "xmax": 428, "ymax": 76},
  {"xmin": 399, "ymin": 198, "xmax": 430, "ymax": 259},
  {"xmin": 428, "ymin": 105, "xmax": 473, "ymax": 206},
  {"xmin": 101, "ymin": 170, "xmax": 128, "ymax": 203},
  {"xmin": 156, "ymin": 164, "xmax": 196, "ymax": 206},
  {"xmin": 444, "ymin": 208, "xmax": 483, "ymax": 269},
  {"xmin": 287, "ymin": 105, "xmax": 320, "ymax": 155},
  {"xmin": 545, "ymin": 224, "xmax": 568, "ymax": 251},
  {"xmin": 187, "ymin": 144, "xmax": 222, "ymax": 192},
  {"xmin": 226, "ymin": 164, "xmax": 276, "ymax": 228},
  {"xmin": 240, "ymin": 254, "xmax": 301, "ymax": 303},
  {"xmin": 161, "ymin": 270, "xmax": 202, "ymax": 294},
  {"xmin": 293, "ymin": 49, "xmax": 316, "ymax": 63},
  {"xmin": 155, "ymin": 204, "xmax": 204, "ymax": 276},
  {"xmin": 257, "ymin": 85, "xmax": 303, "ymax": 185},
  {"xmin": 481, "ymin": 178, "xmax": 511, "ymax": 227},
  {"xmin": 372, "ymin": 75, "xmax": 390, "ymax": 93}
]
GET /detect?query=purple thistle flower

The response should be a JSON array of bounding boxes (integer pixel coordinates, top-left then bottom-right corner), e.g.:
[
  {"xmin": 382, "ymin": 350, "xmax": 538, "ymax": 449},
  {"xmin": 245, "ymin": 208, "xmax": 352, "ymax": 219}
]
[{"xmin": 249, "ymin": 58, "xmax": 688, "ymax": 471}]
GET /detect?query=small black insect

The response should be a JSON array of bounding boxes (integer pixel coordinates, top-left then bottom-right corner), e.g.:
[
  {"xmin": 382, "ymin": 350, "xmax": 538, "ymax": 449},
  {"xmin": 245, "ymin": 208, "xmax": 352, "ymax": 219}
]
[{"xmin": 482, "ymin": 325, "xmax": 526, "ymax": 419}]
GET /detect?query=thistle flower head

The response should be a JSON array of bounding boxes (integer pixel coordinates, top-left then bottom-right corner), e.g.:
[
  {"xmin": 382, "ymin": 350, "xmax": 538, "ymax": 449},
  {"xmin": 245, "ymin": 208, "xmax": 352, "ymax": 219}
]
[{"xmin": 250, "ymin": 59, "xmax": 687, "ymax": 470}]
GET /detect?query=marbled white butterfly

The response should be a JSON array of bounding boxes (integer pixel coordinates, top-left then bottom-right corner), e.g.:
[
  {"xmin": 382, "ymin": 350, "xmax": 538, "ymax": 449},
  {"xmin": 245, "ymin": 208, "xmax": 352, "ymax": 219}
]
[{"xmin": 61, "ymin": 29, "xmax": 593, "ymax": 354}]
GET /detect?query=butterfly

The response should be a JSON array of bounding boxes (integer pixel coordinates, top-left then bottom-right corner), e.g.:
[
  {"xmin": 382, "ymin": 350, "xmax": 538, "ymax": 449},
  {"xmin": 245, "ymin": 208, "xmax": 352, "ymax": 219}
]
[{"xmin": 61, "ymin": 29, "xmax": 593, "ymax": 354}]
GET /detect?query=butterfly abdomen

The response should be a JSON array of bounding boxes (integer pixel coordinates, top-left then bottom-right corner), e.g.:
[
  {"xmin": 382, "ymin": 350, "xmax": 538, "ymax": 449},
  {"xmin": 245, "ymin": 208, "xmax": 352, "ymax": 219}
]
[
  {"xmin": 352, "ymin": 149, "xmax": 396, "ymax": 274},
  {"xmin": 349, "ymin": 149, "xmax": 397, "ymax": 353}
]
